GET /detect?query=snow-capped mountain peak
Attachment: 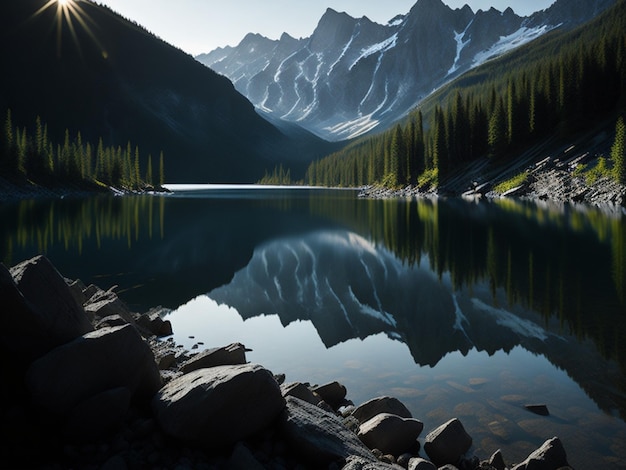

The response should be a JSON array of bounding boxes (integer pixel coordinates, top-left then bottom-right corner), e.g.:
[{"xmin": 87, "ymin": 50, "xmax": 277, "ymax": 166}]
[{"xmin": 197, "ymin": 0, "xmax": 616, "ymax": 141}]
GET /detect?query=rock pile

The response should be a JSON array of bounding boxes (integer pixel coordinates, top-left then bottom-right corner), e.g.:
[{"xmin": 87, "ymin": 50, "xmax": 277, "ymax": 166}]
[{"xmin": 0, "ymin": 255, "xmax": 574, "ymax": 469}]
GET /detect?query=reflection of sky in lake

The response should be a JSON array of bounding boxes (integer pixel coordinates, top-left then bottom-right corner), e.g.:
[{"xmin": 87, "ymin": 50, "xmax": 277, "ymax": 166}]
[{"xmin": 167, "ymin": 294, "xmax": 626, "ymax": 467}]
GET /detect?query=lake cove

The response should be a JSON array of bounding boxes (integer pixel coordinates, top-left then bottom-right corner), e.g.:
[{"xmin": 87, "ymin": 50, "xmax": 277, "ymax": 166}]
[{"xmin": 1, "ymin": 187, "xmax": 625, "ymax": 467}]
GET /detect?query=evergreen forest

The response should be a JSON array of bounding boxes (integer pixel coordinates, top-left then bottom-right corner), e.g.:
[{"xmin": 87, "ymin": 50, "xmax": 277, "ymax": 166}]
[
  {"xmin": 303, "ymin": 0, "xmax": 626, "ymax": 189},
  {"xmin": 1, "ymin": 110, "xmax": 164, "ymax": 191}
]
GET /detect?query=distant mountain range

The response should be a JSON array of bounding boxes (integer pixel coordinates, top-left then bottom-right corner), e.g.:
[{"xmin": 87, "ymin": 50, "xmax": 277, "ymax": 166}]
[
  {"xmin": 197, "ymin": 0, "xmax": 616, "ymax": 141},
  {"xmin": 0, "ymin": 0, "xmax": 336, "ymax": 183}
]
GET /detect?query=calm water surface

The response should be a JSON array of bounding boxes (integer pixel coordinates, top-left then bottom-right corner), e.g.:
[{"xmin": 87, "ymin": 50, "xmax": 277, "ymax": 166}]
[{"xmin": 1, "ymin": 187, "xmax": 625, "ymax": 468}]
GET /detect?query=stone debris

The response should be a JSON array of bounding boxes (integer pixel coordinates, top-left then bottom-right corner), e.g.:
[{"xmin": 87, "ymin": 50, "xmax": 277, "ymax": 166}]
[{"xmin": 0, "ymin": 255, "xmax": 574, "ymax": 469}]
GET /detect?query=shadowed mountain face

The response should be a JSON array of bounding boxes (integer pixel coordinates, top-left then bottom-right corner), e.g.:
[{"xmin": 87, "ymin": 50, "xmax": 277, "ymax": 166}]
[
  {"xmin": 0, "ymin": 0, "xmax": 335, "ymax": 182},
  {"xmin": 197, "ymin": 0, "xmax": 615, "ymax": 141}
]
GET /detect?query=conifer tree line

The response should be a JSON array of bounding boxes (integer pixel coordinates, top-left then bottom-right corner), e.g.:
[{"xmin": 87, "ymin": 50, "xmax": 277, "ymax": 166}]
[
  {"xmin": 304, "ymin": 0, "xmax": 626, "ymax": 189},
  {"xmin": 1, "ymin": 110, "xmax": 165, "ymax": 189}
]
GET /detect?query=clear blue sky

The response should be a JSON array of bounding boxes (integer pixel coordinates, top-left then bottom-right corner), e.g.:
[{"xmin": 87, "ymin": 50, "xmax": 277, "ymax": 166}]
[{"xmin": 93, "ymin": 0, "xmax": 555, "ymax": 56}]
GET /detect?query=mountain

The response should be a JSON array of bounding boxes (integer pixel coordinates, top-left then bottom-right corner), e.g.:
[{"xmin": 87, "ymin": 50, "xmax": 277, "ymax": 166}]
[
  {"xmin": 197, "ymin": 0, "xmax": 616, "ymax": 141},
  {"xmin": 0, "ymin": 0, "xmax": 335, "ymax": 183}
]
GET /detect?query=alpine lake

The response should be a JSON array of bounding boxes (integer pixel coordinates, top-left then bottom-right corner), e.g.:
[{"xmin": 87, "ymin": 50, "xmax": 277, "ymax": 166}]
[{"xmin": 1, "ymin": 186, "xmax": 625, "ymax": 468}]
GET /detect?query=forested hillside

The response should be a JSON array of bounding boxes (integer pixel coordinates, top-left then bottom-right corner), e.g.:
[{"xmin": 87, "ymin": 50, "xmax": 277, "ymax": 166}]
[
  {"xmin": 1, "ymin": 111, "xmax": 163, "ymax": 191},
  {"xmin": 303, "ymin": 0, "xmax": 626, "ymax": 190}
]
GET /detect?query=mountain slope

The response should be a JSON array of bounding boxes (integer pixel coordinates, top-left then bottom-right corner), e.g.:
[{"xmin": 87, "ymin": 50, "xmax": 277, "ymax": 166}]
[
  {"xmin": 0, "ymin": 0, "xmax": 333, "ymax": 183},
  {"xmin": 198, "ymin": 0, "xmax": 616, "ymax": 142}
]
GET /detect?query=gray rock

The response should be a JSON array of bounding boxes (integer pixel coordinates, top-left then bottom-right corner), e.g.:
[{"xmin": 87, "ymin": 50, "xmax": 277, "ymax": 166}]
[
  {"xmin": 95, "ymin": 314, "xmax": 130, "ymax": 329},
  {"xmin": 488, "ymin": 449, "xmax": 506, "ymax": 470},
  {"xmin": 152, "ymin": 364, "xmax": 285, "ymax": 447},
  {"xmin": 312, "ymin": 381, "xmax": 347, "ymax": 409},
  {"xmin": 397, "ymin": 453, "xmax": 413, "ymax": 467},
  {"xmin": 352, "ymin": 396, "xmax": 413, "ymax": 424},
  {"xmin": 281, "ymin": 382, "xmax": 321, "ymax": 406},
  {"xmin": 341, "ymin": 455, "xmax": 399, "ymax": 469},
  {"xmin": 511, "ymin": 437, "xmax": 569, "ymax": 470},
  {"xmin": 84, "ymin": 288, "xmax": 135, "ymax": 324},
  {"xmin": 26, "ymin": 324, "xmax": 161, "ymax": 415},
  {"xmin": 358, "ymin": 413, "xmax": 424, "ymax": 456},
  {"xmin": 179, "ymin": 342, "xmax": 248, "ymax": 373},
  {"xmin": 1, "ymin": 256, "xmax": 93, "ymax": 360},
  {"xmin": 64, "ymin": 387, "xmax": 132, "ymax": 440},
  {"xmin": 408, "ymin": 457, "xmax": 437, "ymax": 470},
  {"xmin": 423, "ymin": 418, "xmax": 472, "ymax": 466},
  {"xmin": 137, "ymin": 309, "xmax": 173, "ymax": 337},
  {"xmin": 280, "ymin": 396, "xmax": 376, "ymax": 465}
]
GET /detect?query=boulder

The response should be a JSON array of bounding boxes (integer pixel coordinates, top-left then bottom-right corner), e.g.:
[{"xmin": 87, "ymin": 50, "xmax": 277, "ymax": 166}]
[
  {"xmin": 280, "ymin": 396, "xmax": 376, "ymax": 465},
  {"xmin": 281, "ymin": 382, "xmax": 321, "ymax": 406},
  {"xmin": 95, "ymin": 314, "xmax": 130, "ymax": 329},
  {"xmin": 511, "ymin": 437, "xmax": 569, "ymax": 470},
  {"xmin": 358, "ymin": 413, "xmax": 424, "ymax": 456},
  {"xmin": 424, "ymin": 418, "xmax": 473, "ymax": 466},
  {"xmin": 152, "ymin": 364, "xmax": 285, "ymax": 447},
  {"xmin": 180, "ymin": 343, "xmax": 248, "ymax": 373},
  {"xmin": 408, "ymin": 457, "xmax": 437, "ymax": 470},
  {"xmin": 312, "ymin": 381, "xmax": 347, "ymax": 409},
  {"xmin": 84, "ymin": 288, "xmax": 135, "ymax": 324},
  {"xmin": 137, "ymin": 309, "xmax": 173, "ymax": 337},
  {"xmin": 1, "ymin": 256, "xmax": 93, "ymax": 361},
  {"xmin": 352, "ymin": 396, "xmax": 413, "ymax": 424},
  {"xmin": 488, "ymin": 449, "xmax": 506, "ymax": 470},
  {"xmin": 26, "ymin": 324, "xmax": 161, "ymax": 415}
]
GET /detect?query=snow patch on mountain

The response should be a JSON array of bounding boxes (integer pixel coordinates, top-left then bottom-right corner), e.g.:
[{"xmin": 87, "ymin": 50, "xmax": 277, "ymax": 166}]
[
  {"xmin": 472, "ymin": 24, "xmax": 554, "ymax": 67},
  {"xmin": 350, "ymin": 33, "xmax": 398, "ymax": 71}
]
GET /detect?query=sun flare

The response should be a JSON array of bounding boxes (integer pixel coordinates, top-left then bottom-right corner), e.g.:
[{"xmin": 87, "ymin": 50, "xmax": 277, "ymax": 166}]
[{"xmin": 33, "ymin": 0, "xmax": 105, "ymax": 58}]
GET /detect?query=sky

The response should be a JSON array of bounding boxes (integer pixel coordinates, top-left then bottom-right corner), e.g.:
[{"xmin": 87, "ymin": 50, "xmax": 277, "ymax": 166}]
[{"xmin": 93, "ymin": 0, "xmax": 556, "ymax": 56}]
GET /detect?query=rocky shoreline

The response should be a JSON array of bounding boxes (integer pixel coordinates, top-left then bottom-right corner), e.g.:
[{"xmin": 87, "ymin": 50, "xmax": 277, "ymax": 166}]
[
  {"xmin": 359, "ymin": 156, "xmax": 626, "ymax": 212},
  {"xmin": 1, "ymin": 255, "xmax": 574, "ymax": 469}
]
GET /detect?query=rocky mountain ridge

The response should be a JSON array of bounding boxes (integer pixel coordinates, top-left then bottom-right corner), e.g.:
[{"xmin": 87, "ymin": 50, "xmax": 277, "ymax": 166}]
[{"xmin": 197, "ymin": 0, "xmax": 616, "ymax": 141}]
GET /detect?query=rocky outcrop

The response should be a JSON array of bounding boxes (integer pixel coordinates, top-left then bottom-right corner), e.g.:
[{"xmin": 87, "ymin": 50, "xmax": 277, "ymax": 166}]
[{"xmin": 179, "ymin": 342, "xmax": 248, "ymax": 373}]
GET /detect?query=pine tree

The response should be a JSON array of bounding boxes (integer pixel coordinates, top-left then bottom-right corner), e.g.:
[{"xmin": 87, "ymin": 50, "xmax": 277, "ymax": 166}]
[
  {"xmin": 159, "ymin": 151, "xmax": 165, "ymax": 187},
  {"xmin": 146, "ymin": 154, "xmax": 153, "ymax": 186},
  {"xmin": 612, "ymin": 116, "xmax": 625, "ymax": 185}
]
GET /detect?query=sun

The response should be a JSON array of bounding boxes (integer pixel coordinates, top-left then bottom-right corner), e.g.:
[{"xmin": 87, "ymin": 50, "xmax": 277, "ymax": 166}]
[{"xmin": 32, "ymin": 0, "xmax": 105, "ymax": 58}]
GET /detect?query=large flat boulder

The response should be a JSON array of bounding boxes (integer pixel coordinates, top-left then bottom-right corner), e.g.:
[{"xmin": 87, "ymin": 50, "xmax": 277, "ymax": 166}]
[
  {"xmin": 26, "ymin": 324, "xmax": 161, "ymax": 415},
  {"xmin": 280, "ymin": 396, "xmax": 376, "ymax": 466},
  {"xmin": 179, "ymin": 343, "xmax": 247, "ymax": 373},
  {"xmin": 1, "ymin": 256, "xmax": 93, "ymax": 361},
  {"xmin": 357, "ymin": 413, "xmax": 423, "ymax": 456},
  {"xmin": 152, "ymin": 364, "xmax": 285, "ymax": 447}
]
